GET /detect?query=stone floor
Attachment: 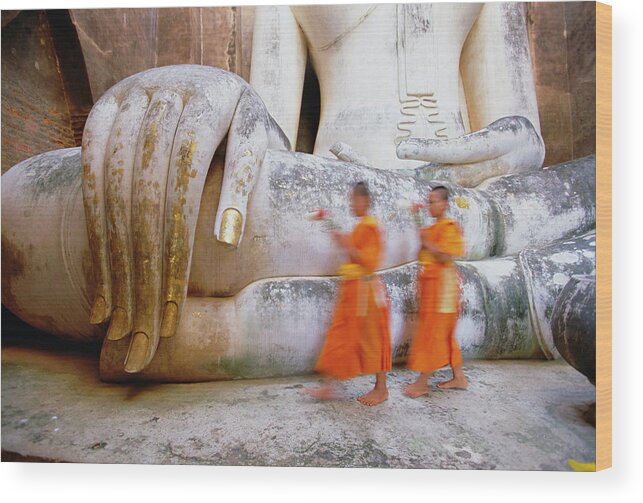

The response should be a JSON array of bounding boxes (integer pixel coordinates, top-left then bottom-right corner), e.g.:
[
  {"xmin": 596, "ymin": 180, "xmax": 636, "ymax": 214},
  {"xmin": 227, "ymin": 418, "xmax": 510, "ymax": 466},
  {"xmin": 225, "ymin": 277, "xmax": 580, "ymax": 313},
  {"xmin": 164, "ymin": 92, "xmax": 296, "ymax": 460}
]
[{"xmin": 1, "ymin": 339, "xmax": 595, "ymax": 470}]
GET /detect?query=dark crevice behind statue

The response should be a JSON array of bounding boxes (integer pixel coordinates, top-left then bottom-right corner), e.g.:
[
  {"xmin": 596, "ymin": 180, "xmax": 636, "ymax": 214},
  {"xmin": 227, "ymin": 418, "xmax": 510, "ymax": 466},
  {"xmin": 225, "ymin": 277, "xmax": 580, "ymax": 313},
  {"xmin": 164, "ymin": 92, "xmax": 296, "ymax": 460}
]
[{"xmin": 46, "ymin": 10, "xmax": 94, "ymax": 146}]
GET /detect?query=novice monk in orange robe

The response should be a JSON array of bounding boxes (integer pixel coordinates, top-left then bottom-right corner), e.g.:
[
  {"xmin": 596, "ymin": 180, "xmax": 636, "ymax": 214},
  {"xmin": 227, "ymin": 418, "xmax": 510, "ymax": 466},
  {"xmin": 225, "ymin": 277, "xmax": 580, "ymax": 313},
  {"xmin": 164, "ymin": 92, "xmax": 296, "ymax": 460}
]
[
  {"xmin": 305, "ymin": 182, "xmax": 392, "ymax": 406},
  {"xmin": 404, "ymin": 186, "xmax": 468, "ymax": 398}
]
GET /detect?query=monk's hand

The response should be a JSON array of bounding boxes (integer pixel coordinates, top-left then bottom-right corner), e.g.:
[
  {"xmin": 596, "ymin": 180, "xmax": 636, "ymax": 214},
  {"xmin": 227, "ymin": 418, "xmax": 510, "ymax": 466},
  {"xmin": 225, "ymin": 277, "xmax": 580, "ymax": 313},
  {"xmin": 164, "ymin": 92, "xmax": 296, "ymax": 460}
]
[
  {"xmin": 396, "ymin": 116, "xmax": 545, "ymax": 187},
  {"xmin": 81, "ymin": 65, "xmax": 289, "ymax": 372},
  {"xmin": 422, "ymin": 238, "xmax": 447, "ymax": 260},
  {"xmin": 423, "ymin": 238, "xmax": 440, "ymax": 255},
  {"xmin": 425, "ymin": 240, "xmax": 453, "ymax": 263}
]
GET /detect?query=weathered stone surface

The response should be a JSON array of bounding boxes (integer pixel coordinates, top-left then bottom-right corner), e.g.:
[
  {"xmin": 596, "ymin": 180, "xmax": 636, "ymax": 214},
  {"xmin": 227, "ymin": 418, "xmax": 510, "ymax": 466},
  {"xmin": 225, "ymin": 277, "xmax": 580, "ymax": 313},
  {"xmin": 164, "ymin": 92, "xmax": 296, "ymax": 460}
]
[
  {"xmin": 520, "ymin": 234, "xmax": 597, "ymax": 359},
  {"xmin": 105, "ymin": 235, "xmax": 597, "ymax": 381},
  {"xmin": 456, "ymin": 232, "xmax": 596, "ymax": 362},
  {"xmin": 193, "ymin": 151, "xmax": 596, "ymax": 296},
  {"xmin": 2, "ymin": 344, "xmax": 596, "ymax": 469},
  {"xmin": 551, "ymin": 275, "xmax": 596, "ymax": 384},
  {"xmin": 476, "ymin": 154, "xmax": 596, "ymax": 256},
  {"xmin": 1, "ymin": 149, "xmax": 101, "ymax": 341},
  {"xmin": 458, "ymin": 257, "xmax": 537, "ymax": 360}
]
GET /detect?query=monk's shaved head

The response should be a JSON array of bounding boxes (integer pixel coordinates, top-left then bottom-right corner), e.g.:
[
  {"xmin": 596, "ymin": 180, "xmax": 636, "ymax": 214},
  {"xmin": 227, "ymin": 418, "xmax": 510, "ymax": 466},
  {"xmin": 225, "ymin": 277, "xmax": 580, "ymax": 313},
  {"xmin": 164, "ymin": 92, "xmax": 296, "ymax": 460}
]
[
  {"xmin": 428, "ymin": 185, "xmax": 449, "ymax": 218},
  {"xmin": 431, "ymin": 186, "xmax": 449, "ymax": 201},
  {"xmin": 351, "ymin": 181, "xmax": 371, "ymax": 217},
  {"xmin": 353, "ymin": 181, "xmax": 370, "ymax": 198}
]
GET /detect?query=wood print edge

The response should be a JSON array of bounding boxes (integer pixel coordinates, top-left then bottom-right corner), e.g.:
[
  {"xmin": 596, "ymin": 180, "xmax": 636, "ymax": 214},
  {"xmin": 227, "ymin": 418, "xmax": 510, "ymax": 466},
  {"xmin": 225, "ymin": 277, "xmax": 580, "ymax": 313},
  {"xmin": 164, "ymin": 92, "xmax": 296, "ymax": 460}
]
[{"xmin": 595, "ymin": 0, "xmax": 612, "ymax": 472}]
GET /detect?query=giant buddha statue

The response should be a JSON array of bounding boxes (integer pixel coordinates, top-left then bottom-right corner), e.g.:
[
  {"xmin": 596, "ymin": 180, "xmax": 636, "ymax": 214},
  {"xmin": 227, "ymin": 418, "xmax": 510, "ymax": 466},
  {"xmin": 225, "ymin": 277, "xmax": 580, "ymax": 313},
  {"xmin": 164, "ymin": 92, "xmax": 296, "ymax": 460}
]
[{"xmin": 1, "ymin": 3, "xmax": 595, "ymax": 381}]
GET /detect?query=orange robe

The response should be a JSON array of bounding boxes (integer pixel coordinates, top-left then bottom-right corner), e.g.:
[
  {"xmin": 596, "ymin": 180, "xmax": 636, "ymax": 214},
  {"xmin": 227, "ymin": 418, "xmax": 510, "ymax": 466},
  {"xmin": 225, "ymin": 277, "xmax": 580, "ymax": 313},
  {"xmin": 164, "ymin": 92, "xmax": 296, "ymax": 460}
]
[
  {"xmin": 407, "ymin": 217, "xmax": 465, "ymax": 373},
  {"xmin": 315, "ymin": 216, "xmax": 392, "ymax": 380}
]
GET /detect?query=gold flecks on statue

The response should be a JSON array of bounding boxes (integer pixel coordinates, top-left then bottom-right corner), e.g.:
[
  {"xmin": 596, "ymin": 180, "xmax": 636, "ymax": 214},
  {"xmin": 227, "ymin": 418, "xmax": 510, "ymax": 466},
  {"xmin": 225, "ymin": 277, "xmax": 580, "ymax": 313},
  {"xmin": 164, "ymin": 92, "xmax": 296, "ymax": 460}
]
[
  {"xmin": 160, "ymin": 302, "xmax": 178, "ymax": 338},
  {"xmin": 455, "ymin": 196, "xmax": 469, "ymax": 209},
  {"xmin": 89, "ymin": 295, "xmax": 108, "ymax": 324},
  {"xmin": 124, "ymin": 332, "xmax": 150, "ymax": 374},
  {"xmin": 106, "ymin": 307, "xmax": 130, "ymax": 340},
  {"xmin": 219, "ymin": 208, "xmax": 243, "ymax": 247}
]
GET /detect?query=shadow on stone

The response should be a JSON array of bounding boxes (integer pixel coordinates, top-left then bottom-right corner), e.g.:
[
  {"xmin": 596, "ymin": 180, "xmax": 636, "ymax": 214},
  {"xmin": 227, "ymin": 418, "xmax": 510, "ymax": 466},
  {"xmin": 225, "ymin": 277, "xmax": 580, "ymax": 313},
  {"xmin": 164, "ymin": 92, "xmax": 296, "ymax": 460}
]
[{"xmin": 551, "ymin": 275, "xmax": 596, "ymax": 385}]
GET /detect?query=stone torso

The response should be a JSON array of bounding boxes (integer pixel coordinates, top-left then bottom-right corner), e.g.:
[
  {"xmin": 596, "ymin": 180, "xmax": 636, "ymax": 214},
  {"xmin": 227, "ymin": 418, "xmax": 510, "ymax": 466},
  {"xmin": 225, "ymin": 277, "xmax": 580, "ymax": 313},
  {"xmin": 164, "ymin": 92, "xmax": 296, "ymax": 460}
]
[{"xmin": 291, "ymin": 3, "xmax": 482, "ymax": 169}]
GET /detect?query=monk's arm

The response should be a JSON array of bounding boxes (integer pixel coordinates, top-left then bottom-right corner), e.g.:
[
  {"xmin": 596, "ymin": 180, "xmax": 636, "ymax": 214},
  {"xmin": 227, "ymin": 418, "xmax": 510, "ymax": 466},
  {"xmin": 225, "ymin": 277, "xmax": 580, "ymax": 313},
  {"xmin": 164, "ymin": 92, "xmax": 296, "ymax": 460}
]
[
  {"xmin": 347, "ymin": 228, "xmax": 381, "ymax": 272},
  {"xmin": 421, "ymin": 225, "xmax": 464, "ymax": 263}
]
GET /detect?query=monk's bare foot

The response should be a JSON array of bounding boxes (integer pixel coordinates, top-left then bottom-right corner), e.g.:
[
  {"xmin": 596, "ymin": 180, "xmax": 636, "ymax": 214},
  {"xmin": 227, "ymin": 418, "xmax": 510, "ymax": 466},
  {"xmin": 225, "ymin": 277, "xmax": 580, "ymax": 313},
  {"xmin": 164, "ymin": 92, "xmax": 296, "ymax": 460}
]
[
  {"xmin": 436, "ymin": 376, "xmax": 468, "ymax": 390},
  {"xmin": 403, "ymin": 382, "xmax": 430, "ymax": 398},
  {"xmin": 357, "ymin": 388, "xmax": 388, "ymax": 406},
  {"xmin": 302, "ymin": 385, "xmax": 337, "ymax": 401}
]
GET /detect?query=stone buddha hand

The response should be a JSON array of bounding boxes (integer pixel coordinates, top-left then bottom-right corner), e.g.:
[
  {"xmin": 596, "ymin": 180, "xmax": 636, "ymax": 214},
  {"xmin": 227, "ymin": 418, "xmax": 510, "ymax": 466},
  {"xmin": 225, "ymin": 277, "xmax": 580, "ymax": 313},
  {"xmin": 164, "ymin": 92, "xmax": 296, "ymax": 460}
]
[{"xmin": 80, "ymin": 65, "xmax": 289, "ymax": 372}]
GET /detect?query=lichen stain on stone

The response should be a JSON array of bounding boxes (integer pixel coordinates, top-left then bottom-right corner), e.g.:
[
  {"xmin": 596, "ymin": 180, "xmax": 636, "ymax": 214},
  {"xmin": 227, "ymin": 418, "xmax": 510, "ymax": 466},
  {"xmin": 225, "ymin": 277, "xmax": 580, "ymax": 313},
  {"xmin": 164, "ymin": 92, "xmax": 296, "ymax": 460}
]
[
  {"xmin": 405, "ymin": 3, "xmax": 433, "ymax": 34},
  {"xmin": 215, "ymin": 356, "xmax": 257, "ymax": 379},
  {"xmin": 109, "ymin": 167, "xmax": 126, "ymax": 186},
  {"xmin": 23, "ymin": 153, "xmax": 83, "ymax": 202},
  {"xmin": 459, "ymin": 259, "xmax": 532, "ymax": 358},
  {"xmin": 234, "ymin": 91, "xmax": 263, "ymax": 139},
  {"xmin": 256, "ymin": 279, "xmax": 337, "ymax": 309},
  {"xmin": 501, "ymin": 3, "xmax": 530, "ymax": 101}
]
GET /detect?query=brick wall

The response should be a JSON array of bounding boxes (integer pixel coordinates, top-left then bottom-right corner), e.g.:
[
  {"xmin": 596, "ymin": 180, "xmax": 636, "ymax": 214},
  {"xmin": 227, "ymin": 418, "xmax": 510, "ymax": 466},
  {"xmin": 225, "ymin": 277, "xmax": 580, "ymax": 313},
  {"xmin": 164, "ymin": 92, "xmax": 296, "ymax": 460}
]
[
  {"xmin": 527, "ymin": 2, "xmax": 596, "ymax": 166},
  {"xmin": 1, "ymin": 10, "xmax": 76, "ymax": 173},
  {"xmin": 69, "ymin": 7, "xmax": 240, "ymax": 102}
]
